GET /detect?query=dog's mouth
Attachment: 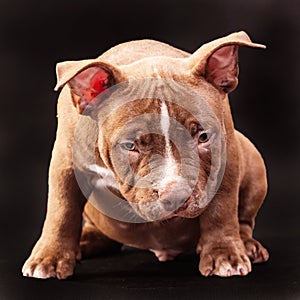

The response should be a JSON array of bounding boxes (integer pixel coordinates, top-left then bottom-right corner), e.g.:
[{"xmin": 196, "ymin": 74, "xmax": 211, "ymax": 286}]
[
  {"xmin": 115, "ymin": 183, "xmax": 208, "ymax": 222},
  {"xmin": 174, "ymin": 200, "xmax": 189, "ymax": 213},
  {"xmin": 158, "ymin": 200, "xmax": 189, "ymax": 220},
  {"xmin": 164, "ymin": 193, "xmax": 207, "ymax": 219}
]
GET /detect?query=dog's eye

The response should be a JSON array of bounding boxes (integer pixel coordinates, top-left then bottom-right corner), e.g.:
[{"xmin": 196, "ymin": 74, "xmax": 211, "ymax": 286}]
[
  {"xmin": 123, "ymin": 142, "xmax": 136, "ymax": 151},
  {"xmin": 199, "ymin": 132, "xmax": 209, "ymax": 143}
]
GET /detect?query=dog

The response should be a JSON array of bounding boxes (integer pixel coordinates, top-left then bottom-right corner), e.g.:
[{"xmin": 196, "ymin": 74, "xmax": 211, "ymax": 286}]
[{"xmin": 22, "ymin": 31, "xmax": 269, "ymax": 279}]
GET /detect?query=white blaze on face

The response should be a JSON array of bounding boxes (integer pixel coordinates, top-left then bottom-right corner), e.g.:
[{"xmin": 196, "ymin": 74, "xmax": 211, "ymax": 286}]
[{"xmin": 160, "ymin": 101, "xmax": 179, "ymax": 185}]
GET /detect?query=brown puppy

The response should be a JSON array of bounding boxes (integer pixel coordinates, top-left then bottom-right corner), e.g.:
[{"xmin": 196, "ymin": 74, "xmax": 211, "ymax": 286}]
[{"xmin": 22, "ymin": 31, "xmax": 269, "ymax": 279}]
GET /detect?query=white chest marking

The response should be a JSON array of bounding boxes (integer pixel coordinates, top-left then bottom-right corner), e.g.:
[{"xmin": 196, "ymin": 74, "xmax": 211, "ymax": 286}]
[{"xmin": 86, "ymin": 164, "xmax": 119, "ymax": 190}]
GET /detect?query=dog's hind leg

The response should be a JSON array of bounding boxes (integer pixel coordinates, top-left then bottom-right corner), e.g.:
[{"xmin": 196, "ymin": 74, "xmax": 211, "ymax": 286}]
[
  {"xmin": 237, "ymin": 132, "xmax": 269, "ymax": 264},
  {"xmin": 80, "ymin": 212, "xmax": 122, "ymax": 259}
]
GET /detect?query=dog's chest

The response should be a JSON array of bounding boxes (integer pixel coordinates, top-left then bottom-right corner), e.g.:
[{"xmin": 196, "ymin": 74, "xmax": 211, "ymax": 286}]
[
  {"xmin": 145, "ymin": 224, "xmax": 199, "ymax": 251},
  {"xmin": 113, "ymin": 219, "xmax": 200, "ymax": 252},
  {"xmin": 86, "ymin": 203, "xmax": 200, "ymax": 252}
]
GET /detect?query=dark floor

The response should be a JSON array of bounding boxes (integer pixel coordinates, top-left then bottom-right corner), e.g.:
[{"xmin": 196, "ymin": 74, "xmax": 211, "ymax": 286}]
[{"xmin": 1, "ymin": 233, "xmax": 299, "ymax": 300}]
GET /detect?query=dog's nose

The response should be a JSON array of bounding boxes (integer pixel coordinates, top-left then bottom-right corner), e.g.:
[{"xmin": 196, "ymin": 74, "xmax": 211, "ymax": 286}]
[{"xmin": 160, "ymin": 188, "xmax": 190, "ymax": 212}]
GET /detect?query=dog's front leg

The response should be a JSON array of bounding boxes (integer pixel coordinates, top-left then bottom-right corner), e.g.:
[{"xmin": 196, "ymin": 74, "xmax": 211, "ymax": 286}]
[
  {"xmin": 197, "ymin": 188, "xmax": 251, "ymax": 277},
  {"xmin": 22, "ymin": 143, "xmax": 85, "ymax": 279},
  {"xmin": 22, "ymin": 102, "xmax": 86, "ymax": 279}
]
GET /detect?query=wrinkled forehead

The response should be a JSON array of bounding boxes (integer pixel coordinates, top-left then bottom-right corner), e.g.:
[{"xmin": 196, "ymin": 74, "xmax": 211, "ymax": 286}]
[
  {"xmin": 106, "ymin": 99, "xmax": 161, "ymax": 141},
  {"xmin": 94, "ymin": 79, "xmax": 220, "ymax": 141},
  {"xmin": 100, "ymin": 102, "xmax": 218, "ymax": 152}
]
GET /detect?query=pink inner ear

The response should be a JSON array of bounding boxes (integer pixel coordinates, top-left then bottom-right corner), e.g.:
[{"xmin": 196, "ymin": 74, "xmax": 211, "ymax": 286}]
[
  {"xmin": 207, "ymin": 46, "xmax": 236, "ymax": 72},
  {"xmin": 89, "ymin": 69, "xmax": 110, "ymax": 99},
  {"xmin": 69, "ymin": 66, "xmax": 114, "ymax": 113},
  {"xmin": 205, "ymin": 45, "xmax": 238, "ymax": 93}
]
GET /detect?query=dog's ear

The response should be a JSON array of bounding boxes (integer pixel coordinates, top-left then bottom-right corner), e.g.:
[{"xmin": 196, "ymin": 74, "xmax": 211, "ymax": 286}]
[
  {"xmin": 55, "ymin": 59, "xmax": 124, "ymax": 113},
  {"xmin": 188, "ymin": 31, "xmax": 266, "ymax": 93}
]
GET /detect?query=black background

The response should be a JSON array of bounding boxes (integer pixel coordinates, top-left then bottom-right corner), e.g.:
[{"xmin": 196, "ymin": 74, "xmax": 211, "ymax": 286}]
[{"xmin": 0, "ymin": 0, "xmax": 299, "ymax": 299}]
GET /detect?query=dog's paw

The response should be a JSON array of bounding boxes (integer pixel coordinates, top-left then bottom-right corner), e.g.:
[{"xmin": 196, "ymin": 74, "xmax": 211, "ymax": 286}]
[
  {"xmin": 22, "ymin": 245, "xmax": 78, "ymax": 280},
  {"xmin": 243, "ymin": 238, "xmax": 269, "ymax": 263},
  {"xmin": 199, "ymin": 239, "xmax": 251, "ymax": 277}
]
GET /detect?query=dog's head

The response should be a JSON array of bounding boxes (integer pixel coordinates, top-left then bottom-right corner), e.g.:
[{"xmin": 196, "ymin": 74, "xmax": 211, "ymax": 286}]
[{"xmin": 55, "ymin": 31, "xmax": 265, "ymax": 222}]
